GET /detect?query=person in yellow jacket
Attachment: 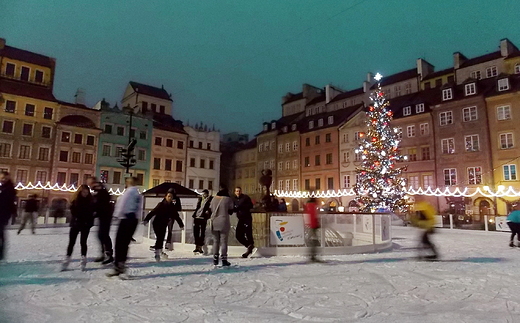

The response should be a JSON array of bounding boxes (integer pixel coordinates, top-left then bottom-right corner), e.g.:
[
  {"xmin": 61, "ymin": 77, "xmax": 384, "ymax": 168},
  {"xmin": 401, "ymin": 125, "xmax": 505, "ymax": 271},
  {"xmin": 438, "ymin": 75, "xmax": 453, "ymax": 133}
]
[{"xmin": 411, "ymin": 201, "xmax": 438, "ymax": 260}]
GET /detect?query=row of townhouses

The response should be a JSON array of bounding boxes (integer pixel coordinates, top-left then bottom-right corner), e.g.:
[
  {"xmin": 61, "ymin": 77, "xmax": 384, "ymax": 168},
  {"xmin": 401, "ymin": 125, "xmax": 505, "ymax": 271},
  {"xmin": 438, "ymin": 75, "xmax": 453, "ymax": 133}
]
[
  {"xmin": 231, "ymin": 38, "xmax": 520, "ymax": 219},
  {"xmin": 0, "ymin": 38, "xmax": 221, "ymax": 209}
]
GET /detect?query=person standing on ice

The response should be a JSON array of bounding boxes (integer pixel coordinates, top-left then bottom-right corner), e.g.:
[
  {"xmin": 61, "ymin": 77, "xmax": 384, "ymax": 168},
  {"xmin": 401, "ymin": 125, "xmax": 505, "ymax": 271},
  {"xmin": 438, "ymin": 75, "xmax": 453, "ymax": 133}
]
[
  {"xmin": 210, "ymin": 185, "xmax": 234, "ymax": 266},
  {"xmin": 233, "ymin": 186, "xmax": 255, "ymax": 258},
  {"xmin": 164, "ymin": 188, "xmax": 182, "ymax": 251},
  {"xmin": 107, "ymin": 177, "xmax": 143, "ymax": 276},
  {"xmin": 411, "ymin": 201, "xmax": 438, "ymax": 260},
  {"xmin": 62, "ymin": 185, "xmax": 95, "ymax": 271},
  {"xmin": 0, "ymin": 171, "xmax": 16, "ymax": 261},
  {"xmin": 87, "ymin": 177, "xmax": 114, "ymax": 265},
  {"xmin": 143, "ymin": 191, "xmax": 184, "ymax": 262},
  {"xmin": 305, "ymin": 196, "xmax": 322, "ymax": 262},
  {"xmin": 506, "ymin": 203, "xmax": 520, "ymax": 247},
  {"xmin": 192, "ymin": 189, "xmax": 212, "ymax": 255},
  {"xmin": 18, "ymin": 194, "xmax": 39, "ymax": 235}
]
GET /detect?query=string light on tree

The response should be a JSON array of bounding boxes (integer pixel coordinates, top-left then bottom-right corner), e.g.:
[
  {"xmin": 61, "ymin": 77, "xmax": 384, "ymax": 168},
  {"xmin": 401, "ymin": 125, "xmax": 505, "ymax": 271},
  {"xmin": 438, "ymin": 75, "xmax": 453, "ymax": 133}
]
[{"xmin": 354, "ymin": 73, "xmax": 407, "ymax": 212}]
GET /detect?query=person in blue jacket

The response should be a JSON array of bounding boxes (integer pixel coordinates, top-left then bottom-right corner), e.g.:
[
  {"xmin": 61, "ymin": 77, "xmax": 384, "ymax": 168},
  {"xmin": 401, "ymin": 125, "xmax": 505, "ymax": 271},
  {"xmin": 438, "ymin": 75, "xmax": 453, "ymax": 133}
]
[{"xmin": 506, "ymin": 203, "xmax": 520, "ymax": 247}]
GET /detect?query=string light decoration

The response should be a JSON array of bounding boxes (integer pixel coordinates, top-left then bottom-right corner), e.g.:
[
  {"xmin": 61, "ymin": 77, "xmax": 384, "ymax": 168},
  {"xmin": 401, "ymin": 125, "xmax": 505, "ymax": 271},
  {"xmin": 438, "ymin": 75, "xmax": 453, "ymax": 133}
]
[
  {"xmin": 353, "ymin": 74, "xmax": 408, "ymax": 212},
  {"xmin": 14, "ymin": 182, "xmax": 125, "ymax": 196}
]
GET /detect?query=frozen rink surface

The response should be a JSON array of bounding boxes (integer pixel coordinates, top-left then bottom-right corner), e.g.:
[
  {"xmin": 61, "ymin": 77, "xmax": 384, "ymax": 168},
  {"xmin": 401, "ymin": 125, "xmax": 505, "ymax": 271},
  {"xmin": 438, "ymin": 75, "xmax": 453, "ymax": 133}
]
[{"xmin": 0, "ymin": 226, "xmax": 519, "ymax": 323}]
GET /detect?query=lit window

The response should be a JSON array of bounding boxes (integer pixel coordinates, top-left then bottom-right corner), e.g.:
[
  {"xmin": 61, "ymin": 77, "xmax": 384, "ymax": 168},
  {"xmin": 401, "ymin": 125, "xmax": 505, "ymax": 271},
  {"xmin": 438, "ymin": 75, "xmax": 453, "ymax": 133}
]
[
  {"xmin": 462, "ymin": 106, "xmax": 477, "ymax": 122},
  {"xmin": 467, "ymin": 166, "xmax": 482, "ymax": 185},
  {"xmin": 408, "ymin": 148, "xmax": 417, "ymax": 161},
  {"xmin": 408, "ymin": 176, "xmax": 419, "ymax": 189},
  {"xmin": 407, "ymin": 125, "xmax": 415, "ymax": 137},
  {"xmin": 465, "ymin": 134, "xmax": 479, "ymax": 151},
  {"xmin": 441, "ymin": 138, "xmax": 455, "ymax": 154},
  {"xmin": 443, "ymin": 168, "xmax": 457, "ymax": 186},
  {"xmin": 504, "ymin": 165, "xmax": 517, "ymax": 181}
]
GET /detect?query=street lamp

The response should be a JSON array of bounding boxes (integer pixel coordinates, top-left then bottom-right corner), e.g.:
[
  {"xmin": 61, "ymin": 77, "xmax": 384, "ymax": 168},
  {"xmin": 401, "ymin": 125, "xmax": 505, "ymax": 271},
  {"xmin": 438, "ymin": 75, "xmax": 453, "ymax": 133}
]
[{"xmin": 118, "ymin": 104, "xmax": 139, "ymax": 176}]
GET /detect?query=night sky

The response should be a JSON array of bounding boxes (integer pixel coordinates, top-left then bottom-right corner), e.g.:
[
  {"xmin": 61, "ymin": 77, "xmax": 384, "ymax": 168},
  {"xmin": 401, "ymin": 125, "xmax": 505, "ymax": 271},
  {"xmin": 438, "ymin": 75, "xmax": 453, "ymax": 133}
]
[{"xmin": 2, "ymin": 0, "xmax": 520, "ymax": 136}]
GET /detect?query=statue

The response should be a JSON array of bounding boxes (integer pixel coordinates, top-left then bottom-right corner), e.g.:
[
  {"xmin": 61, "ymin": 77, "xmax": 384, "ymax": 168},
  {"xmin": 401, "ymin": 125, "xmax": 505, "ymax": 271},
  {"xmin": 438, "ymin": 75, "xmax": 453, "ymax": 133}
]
[{"xmin": 259, "ymin": 169, "xmax": 277, "ymax": 211}]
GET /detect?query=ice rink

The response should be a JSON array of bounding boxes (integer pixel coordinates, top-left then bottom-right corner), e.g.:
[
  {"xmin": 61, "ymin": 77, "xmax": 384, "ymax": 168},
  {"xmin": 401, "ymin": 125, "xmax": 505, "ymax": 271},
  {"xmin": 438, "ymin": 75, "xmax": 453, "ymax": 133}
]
[{"xmin": 0, "ymin": 225, "xmax": 518, "ymax": 323}]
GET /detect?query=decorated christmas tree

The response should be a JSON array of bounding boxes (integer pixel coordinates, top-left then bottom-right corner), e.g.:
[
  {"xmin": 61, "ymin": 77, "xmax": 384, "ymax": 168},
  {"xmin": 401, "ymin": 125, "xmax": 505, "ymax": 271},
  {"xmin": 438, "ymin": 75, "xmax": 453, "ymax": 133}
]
[{"xmin": 354, "ymin": 73, "xmax": 408, "ymax": 212}]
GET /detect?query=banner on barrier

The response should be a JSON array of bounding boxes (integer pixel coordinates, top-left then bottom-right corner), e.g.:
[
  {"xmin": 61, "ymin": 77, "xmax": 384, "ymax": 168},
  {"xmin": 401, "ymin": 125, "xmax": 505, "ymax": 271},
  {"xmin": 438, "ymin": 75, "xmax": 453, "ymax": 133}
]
[
  {"xmin": 270, "ymin": 215, "xmax": 305, "ymax": 246},
  {"xmin": 495, "ymin": 216, "xmax": 510, "ymax": 232}
]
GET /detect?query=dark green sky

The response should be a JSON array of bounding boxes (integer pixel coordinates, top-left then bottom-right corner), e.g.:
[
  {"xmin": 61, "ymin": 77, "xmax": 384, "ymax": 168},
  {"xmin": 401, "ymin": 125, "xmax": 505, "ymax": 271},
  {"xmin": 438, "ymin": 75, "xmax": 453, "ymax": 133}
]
[{"xmin": 2, "ymin": 0, "xmax": 520, "ymax": 135}]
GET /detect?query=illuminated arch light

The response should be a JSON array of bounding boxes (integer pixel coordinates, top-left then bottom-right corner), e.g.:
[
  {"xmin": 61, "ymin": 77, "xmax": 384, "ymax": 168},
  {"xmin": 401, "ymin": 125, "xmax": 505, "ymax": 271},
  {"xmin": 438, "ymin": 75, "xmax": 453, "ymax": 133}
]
[{"xmin": 15, "ymin": 181, "xmax": 126, "ymax": 196}]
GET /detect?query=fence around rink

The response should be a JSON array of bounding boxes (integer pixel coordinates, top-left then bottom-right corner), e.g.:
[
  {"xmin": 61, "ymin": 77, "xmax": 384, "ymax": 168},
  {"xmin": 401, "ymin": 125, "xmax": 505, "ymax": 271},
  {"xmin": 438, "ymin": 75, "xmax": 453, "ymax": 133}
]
[{"xmin": 143, "ymin": 212, "xmax": 393, "ymax": 256}]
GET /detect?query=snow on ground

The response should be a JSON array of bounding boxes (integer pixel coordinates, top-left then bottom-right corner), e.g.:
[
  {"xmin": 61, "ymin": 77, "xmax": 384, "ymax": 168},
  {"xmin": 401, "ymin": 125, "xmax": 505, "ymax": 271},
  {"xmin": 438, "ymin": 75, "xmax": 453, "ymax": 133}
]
[{"xmin": 0, "ymin": 226, "xmax": 519, "ymax": 323}]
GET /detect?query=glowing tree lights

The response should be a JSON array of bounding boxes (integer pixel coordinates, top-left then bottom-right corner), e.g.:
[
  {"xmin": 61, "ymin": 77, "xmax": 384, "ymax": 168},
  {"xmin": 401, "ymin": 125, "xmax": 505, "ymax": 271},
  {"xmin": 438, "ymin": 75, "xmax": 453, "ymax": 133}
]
[{"xmin": 354, "ymin": 73, "xmax": 408, "ymax": 212}]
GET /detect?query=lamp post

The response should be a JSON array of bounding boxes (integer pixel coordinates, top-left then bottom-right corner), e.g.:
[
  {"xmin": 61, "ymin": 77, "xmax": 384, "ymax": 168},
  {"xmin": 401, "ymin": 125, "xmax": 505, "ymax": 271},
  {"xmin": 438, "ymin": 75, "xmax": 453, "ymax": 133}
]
[{"xmin": 118, "ymin": 105, "xmax": 138, "ymax": 176}]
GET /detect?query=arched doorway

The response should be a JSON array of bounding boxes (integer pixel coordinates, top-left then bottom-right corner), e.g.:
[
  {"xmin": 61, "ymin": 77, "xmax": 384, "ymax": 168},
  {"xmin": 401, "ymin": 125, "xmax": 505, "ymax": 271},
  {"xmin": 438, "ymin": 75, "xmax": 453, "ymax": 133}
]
[
  {"xmin": 291, "ymin": 199, "xmax": 299, "ymax": 212},
  {"xmin": 478, "ymin": 200, "xmax": 491, "ymax": 220}
]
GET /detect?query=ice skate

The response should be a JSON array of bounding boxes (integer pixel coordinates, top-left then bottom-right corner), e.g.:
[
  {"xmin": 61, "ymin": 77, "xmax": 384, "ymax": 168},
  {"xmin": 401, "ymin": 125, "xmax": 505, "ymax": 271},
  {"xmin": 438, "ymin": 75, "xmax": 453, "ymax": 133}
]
[
  {"xmin": 154, "ymin": 249, "xmax": 161, "ymax": 262},
  {"xmin": 509, "ymin": 241, "xmax": 515, "ymax": 248},
  {"xmin": 222, "ymin": 257, "xmax": 231, "ymax": 267},
  {"xmin": 80, "ymin": 256, "xmax": 87, "ymax": 271},
  {"xmin": 161, "ymin": 251, "xmax": 169, "ymax": 259},
  {"xmin": 61, "ymin": 256, "xmax": 71, "ymax": 271},
  {"xmin": 213, "ymin": 254, "xmax": 219, "ymax": 266},
  {"xmin": 242, "ymin": 245, "xmax": 256, "ymax": 258},
  {"xmin": 101, "ymin": 251, "xmax": 114, "ymax": 265}
]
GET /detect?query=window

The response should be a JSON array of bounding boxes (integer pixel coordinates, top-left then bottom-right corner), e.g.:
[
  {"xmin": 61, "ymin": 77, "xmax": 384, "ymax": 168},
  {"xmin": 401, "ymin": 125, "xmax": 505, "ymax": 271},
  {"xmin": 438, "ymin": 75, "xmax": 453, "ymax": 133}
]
[
  {"xmin": 292, "ymin": 141, "xmax": 298, "ymax": 151},
  {"xmin": 315, "ymin": 155, "xmax": 321, "ymax": 166},
  {"xmin": 43, "ymin": 107, "xmax": 53, "ymax": 120},
  {"xmin": 343, "ymin": 151, "xmax": 350, "ymax": 162},
  {"xmin": 342, "ymin": 133, "xmax": 348, "ymax": 143},
  {"xmin": 441, "ymin": 138, "xmax": 455, "ymax": 154},
  {"xmin": 153, "ymin": 179, "xmax": 160, "ymax": 187},
  {"xmin": 419, "ymin": 123, "xmax": 429, "ymax": 136},
  {"xmin": 188, "ymin": 179, "xmax": 194, "ymax": 188},
  {"xmin": 19, "ymin": 145, "xmax": 31, "ymax": 159},
  {"xmin": 442, "ymin": 88, "xmax": 452, "ymax": 101},
  {"xmin": 444, "ymin": 168, "xmax": 457, "ymax": 186},
  {"xmin": 189, "ymin": 158, "xmax": 196, "ymax": 167},
  {"xmin": 104, "ymin": 124, "xmax": 113, "ymax": 134},
  {"xmin": 208, "ymin": 180, "xmax": 213, "ymax": 190},
  {"xmin": 504, "ymin": 165, "xmax": 517, "ymax": 181},
  {"xmin": 305, "ymin": 138, "xmax": 310, "ymax": 146},
  {"xmin": 165, "ymin": 159, "xmax": 172, "ymax": 171},
  {"xmin": 284, "ymin": 179, "xmax": 289, "ymax": 191},
  {"xmin": 278, "ymin": 144, "xmax": 283, "ymax": 153},
  {"xmin": 304, "ymin": 156, "xmax": 310, "ymax": 167},
  {"xmin": 209, "ymin": 160, "xmax": 214, "ymax": 169},
  {"xmin": 470, "ymin": 70, "xmax": 482, "ymax": 80},
  {"xmin": 421, "ymin": 147, "xmax": 430, "ymax": 160},
  {"xmin": 408, "ymin": 148, "xmax": 417, "ymax": 161},
  {"xmin": 155, "ymin": 137, "xmax": 162, "ymax": 146},
  {"xmin": 277, "ymin": 161, "xmax": 283, "ymax": 171},
  {"xmin": 293, "ymin": 159, "xmax": 298, "ymax": 169},
  {"xmin": 61, "ymin": 132, "xmax": 71, "ymax": 142},
  {"xmin": 68, "ymin": 173, "xmax": 78, "ymax": 185},
  {"xmin": 40, "ymin": 126, "xmax": 51, "ymax": 139},
  {"xmin": 151, "ymin": 103, "xmax": 157, "ymax": 112},
  {"xmin": 285, "ymin": 142, "xmax": 290, "ymax": 152},
  {"xmin": 71, "ymin": 152, "xmax": 81, "ymax": 163},
  {"xmin": 102, "ymin": 145, "xmax": 111, "ymax": 156},
  {"xmin": 439, "ymin": 111, "xmax": 453, "ymax": 126},
  {"xmin": 395, "ymin": 85, "xmax": 401, "ymax": 97},
  {"xmin": 293, "ymin": 179, "xmax": 298, "ymax": 190},
  {"xmin": 198, "ymin": 180, "xmax": 204, "ymax": 189},
  {"xmin": 498, "ymin": 78, "xmax": 510, "ymax": 91},
  {"xmin": 285, "ymin": 161, "xmax": 290, "ymax": 170},
  {"xmin": 116, "ymin": 126, "xmax": 125, "ymax": 136},
  {"xmin": 116, "ymin": 146, "xmax": 124, "ymax": 158},
  {"xmin": 25, "ymin": 104, "xmax": 35, "ymax": 116},
  {"xmin": 166, "ymin": 139, "xmax": 173, "ymax": 148},
  {"xmin": 309, "ymin": 121, "xmax": 314, "ymax": 129},
  {"xmin": 20, "ymin": 66, "xmax": 30, "ymax": 81},
  {"xmin": 403, "ymin": 106, "xmax": 411, "ymax": 116},
  {"xmin": 465, "ymin": 135, "xmax": 480, "ymax": 151},
  {"xmin": 407, "ymin": 125, "xmax": 415, "ymax": 137},
  {"xmin": 415, "ymin": 103, "xmax": 424, "ymax": 113},
  {"xmin": 200, "ymin": 159, "xmax": 205, "ymax": 169},
  {"xmin": 5, "ymin": 62, "xmax": 15, "ymax": 76},
  {"xmin": 2, "ymin": 120, "xmax": 14, "ymax": 134},
  {"xmin": 84, "ymin": 153, "xmax": 93, "ymax": 164},
  {"xmin": 354, "ymin": 132, "xmax": 362, "ymax": 141},
  {"xmin": 318, "ymin": 119, "xmax": 323, "ymax": 127},
  {"xmin": 129, "ymin": 128, "xmax": 136, "ymax": 139},
  {"xmin": 467, "ymin": 167, "xmax": 482, "ymax": 185},
  {"xmin": 132, "ymin": 174, "xmax": 141, "ymax": 186},
  {"xmin": 343, "ymin": 175, "xmax": 351, "ymax": 188},
  {"xmin": 325, "ymin": 133, "xmax": 331, "ymax": 143},
  {"xmin": 408, "ymin": 176, "xmax": 419, "ymax": 189},
  {"xmin": 263, "ymin": 124, "xmax": 268, "ymax": 131},
  {"xmin": 278, "ymin": 180, "xmax": 283, "ymax": 190},
  {"xmin": 405, "ymin": 82, "xmax": 411, "ymax": 94},
  {"xmin": 177, "ymin": 141, "xmax": 184, "ymax": 149},
  {"xmin": 271, "ymin": 122, "xmax": 276, "ymax": 129},
  {"xmin": 315, "ymin": 136, "xmax": 320, "ymax": 145},
  {"xmin": 315, "ymin": 178, "xmax": 321, "ymax": 190},
  {"xmin": 74, "ymin": 133, "xmax": 83, "ymax": 144},
  {"xmin": 86, "ymin": 135, "xmax": 95, "ymax": 146},
  {"xmin": 462, "ymin": 106, "xmax": 477, "ymax": 122},
  {"xmin": 486, "ymin": 66, "xmax": 497, "ymax": 78},
  {"xmin": 57, "ymin": 172, "xmax": 66, "ymax": 185},
  {"xmin": 153, "ymin": 158, "xmax": 161, "ymax": 170},
  {"xmin": 326, "ymin": 153, "xmax": 333, "ymax": 165},
  {"xmin": 327, "ymin": 177, "xmax": 334, "ymax": 190},
  {"xmin": 354, "ymin": 152, "xmax": 362, "ymax": 162},
  {"xmin": 59, "ymin": 150, "xmax": 68, "ymax": 162},
  {"xmin": 16, "ymin": 169, "xmax": 28, "ymax": 184},
  {"xmin": 0, "ymin": 143, "xmax": 11, "ymax": 157},
  {"xmin": 497, "ymin": 105, "xmax": 511, "ymax": 120},
  {"xmin": 36, "ymin": 171, "xmax": 47, "ymax": 183},
  {"xmin": 464, "ymin": 83, "xmax": 476, "ymax": 96},
  {"xmin": 176, "ymin": 160, "xmax": 183, "ymax": 172},
  {"xmin": 328, "ymin": 116, "xmax": 334, "ymax": 124},
  {"xmin": 291, "ymin": 124, "xmax": 297, "ymax": 131},
  {"xmin": 36, "ymin": 147, "xmax": 48, "ymax": 161},
  {"xmin": 137, "ymin": 149, "xmax": 146, "ymax": 161},
  {"xmin": 139, "ymin": 131, "xmax": 147, "ymax": 140},
  {"xmin": 423, "ymin": 175, "xmax": 433, "ymax": 187},
  {"xmin": 304, "ymin": 179, "xmax": 310, "ymax": 190},
  {"xmin": 112, "ymin": 171, "xmax": 121, "ymax": 185},
  {"xmin": 160, "ymin": 105, "xmax": 165, "ymax": 114},
  {"xmin": 207, "ymin": 143, "xmax": 211, "ymax": 150},
  {"xmin": 500, "ymin": 133, "xmax": 514, "ymax": 149},
  {"xmin": 22, "ymin": 124, "xmax": 33, "ymax": 136},
  {"xmin": 5, "ymin": 100, "xmax": 15, "ymax": 113},
  {"xmin": 35, "ymin": 70, "xmax": 44, "ymax": 83}
]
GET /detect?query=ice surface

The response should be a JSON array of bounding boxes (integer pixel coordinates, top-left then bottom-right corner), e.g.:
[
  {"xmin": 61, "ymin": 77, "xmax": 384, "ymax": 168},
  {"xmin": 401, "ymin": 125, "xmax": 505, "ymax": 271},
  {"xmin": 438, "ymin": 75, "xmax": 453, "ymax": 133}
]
[{"xmin": 0, "ymin": 226, "xmax": 519, "ymax": 323}]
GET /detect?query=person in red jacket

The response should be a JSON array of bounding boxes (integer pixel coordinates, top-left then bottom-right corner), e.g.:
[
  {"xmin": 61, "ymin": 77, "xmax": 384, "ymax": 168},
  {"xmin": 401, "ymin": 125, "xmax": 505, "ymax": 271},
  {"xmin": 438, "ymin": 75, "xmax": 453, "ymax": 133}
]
[{"xmin": 305, "ymin": 197, "xmax": 321, "ymax": 262}]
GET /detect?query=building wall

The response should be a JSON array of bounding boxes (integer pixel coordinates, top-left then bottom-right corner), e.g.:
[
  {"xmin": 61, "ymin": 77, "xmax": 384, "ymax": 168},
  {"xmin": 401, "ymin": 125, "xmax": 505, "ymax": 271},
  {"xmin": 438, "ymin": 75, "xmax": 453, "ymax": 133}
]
[
  {"xmin": 232, "ymin": 147, "xmax": 258, "ymax": 201},
  {"xmin": 275, "ymin": 130, "xmax": 300, "ymax": 209},
  {"xmin": 185, "ymin": 126, "xmax": 221, "ymax": 195},
  {"xmin": 256, "ymin": 128, "xmax": 278, "ymax": 196},
  {"xmin": 121, "ymin": 87, "xmax": 173, "ymax": 116},
  {"xmin": 0, "ymin": 55, "xmax": 54, "ymax": 88},
  {"xmin": 149, "ymin": 128, "xmax": 188, "ymax": 187}
]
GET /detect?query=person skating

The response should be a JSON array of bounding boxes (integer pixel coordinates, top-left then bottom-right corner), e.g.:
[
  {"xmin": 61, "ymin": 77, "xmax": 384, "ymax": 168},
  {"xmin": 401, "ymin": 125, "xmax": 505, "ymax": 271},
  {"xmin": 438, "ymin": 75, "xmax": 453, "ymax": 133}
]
[
  {"xmin": 88, "ymin": 178, "xmax": 115, "ymax": 265},
  {"xmin": 62, "ymin": 185, "xmax": 95, "ymax": 271},
  {"xmin": 164, "ymin": 188, "xmax": 182, "ymax": 251},
  {"xmin": 411, "ymin": 201, "xmax": 438, "ymax": 260},
  {"xmin": 192, "ymin": 189, "xmax": 212, "ymax": 254},
  {"xmin": 210, "ymin": 186, "xmax": 234, "ymax": 266},
  {"xmin": 233, "ymin": 187, "xmax": 255, "ymax": 258},
  {"xmin": 506, "ymin": 203, "xmax": 520, "ymax": 247},
  {"xmin": 18, "ymin": 194, "xmax": 38, "ymax": 235},
  {"xmin": 0, "ymin": 171, "xmax": 16, "ymax": 261},
  {"xmin": 305, "ymin": 196, "xmax": 322, "ymax": 262},
  {"xmin": 107, "ymin": 177, "xmax": 142, "ymax": 277},
  {"xmin": 143, "ymin": 191, "xmax": 184, "ymax": 262}
]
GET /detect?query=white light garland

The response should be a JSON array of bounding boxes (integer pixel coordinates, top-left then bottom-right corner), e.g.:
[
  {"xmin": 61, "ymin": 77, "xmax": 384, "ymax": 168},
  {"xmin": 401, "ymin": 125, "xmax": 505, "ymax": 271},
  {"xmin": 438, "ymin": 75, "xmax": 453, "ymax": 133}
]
[{"xmin": 15, "ymin": 181, "xmax": 125, "ymax": 196}]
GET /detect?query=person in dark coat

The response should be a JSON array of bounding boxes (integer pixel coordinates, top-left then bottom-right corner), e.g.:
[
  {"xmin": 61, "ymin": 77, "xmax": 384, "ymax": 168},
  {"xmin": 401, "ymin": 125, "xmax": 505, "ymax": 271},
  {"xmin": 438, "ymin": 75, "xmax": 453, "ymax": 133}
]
[
  {"xmin": 164, "ymin": 188, "xmax": 182, "ymax": 251},
  {"xmin": 0, "ymin": 171, "xmax": 16, "ymax": 260},
  {"xmin": 89, "ymin": 178, "xmax": 114, "ymax": 265},
  {"xmin": 192, "ymin": 189, "xmax": 213, "ymax": 254},
  {"xmin": 62, "ymin": 185, "xmax": 95, "ymax": 271},
  {"xmin": 143, "ymin": 191, "xmax": 184, "ymax": 261},
  {"xmin": 233, "ymin": 186, "xmax": 255, "ymax": 258},
  {"xmin": 18, "ymin": 194, "xmax": 39, "ymax": 235}
]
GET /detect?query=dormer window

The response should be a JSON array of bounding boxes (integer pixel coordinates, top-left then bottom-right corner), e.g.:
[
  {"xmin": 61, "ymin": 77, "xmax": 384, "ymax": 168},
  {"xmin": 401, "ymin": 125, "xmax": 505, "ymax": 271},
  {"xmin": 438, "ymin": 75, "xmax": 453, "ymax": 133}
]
[
  {"xmin": 328, "ymin": 116, "xmax": 334, "ymax": 124},
  {"xmin": 486, "ymin": 66, "xmax": 498, "ymax": 78},
  {"xmin": 403, "ymin": 106, "xmax": 411, "ymax": 116},
  {"xmin": 263, "ymin": 124, "xmax": 268, "ymax": 131},
  {"xmin": 498, "ymin": 78, "xmax": 510, "ymax": 91},
  {"xmin": 470, "ymin": 71, "xmax": 481, "ymax": 80},
  {"xmin": 309, "ymin": 121, "xmax": 314, "ymax": 129},
  {"xmin": 282, "ymin": 126, "xmax": 288, "ymax": 133},
  {"xmin": 318, "ymin": 119, "xmax": 323, "ymax": 127},
  {"xmin": 291, "ymin": 124, "xmax": 297, "ymax": 131},
  {"xmin": 271, "ymin": 122, "xmax": 276, "ymax": 130},
  {"xmin": 415, "ymin": 103, "xmax": 425, "ymax": 113},
  {"xmin": 465, "ymin": 83, "xmax": 476, "ymax": 96},
  {"xmin": 515, "ymin": 63, "xmax": 520, "ymax": 74},
  {"xmin": 442, "ymin": 88, "xmax": 453, "ymax": 101}
]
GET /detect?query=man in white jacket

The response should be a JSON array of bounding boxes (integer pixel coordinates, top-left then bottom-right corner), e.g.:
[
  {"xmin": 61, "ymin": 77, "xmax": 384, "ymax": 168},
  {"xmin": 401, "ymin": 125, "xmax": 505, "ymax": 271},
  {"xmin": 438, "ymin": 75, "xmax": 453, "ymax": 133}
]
[{"xmin": 108, "ymin": 176, "xmax": 142, "ymax": 276}]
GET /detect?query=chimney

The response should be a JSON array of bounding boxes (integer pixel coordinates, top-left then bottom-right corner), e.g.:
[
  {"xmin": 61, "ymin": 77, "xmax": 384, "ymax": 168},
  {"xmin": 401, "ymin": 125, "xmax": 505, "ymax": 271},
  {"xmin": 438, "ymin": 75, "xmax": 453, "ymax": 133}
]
[
  {"xmin": 0, "ymin": 38, "xmax": 5, "ymax": 50},
  {"xmin": 453, "ymin": 52, "xmax": 467, "ymax": 69},
  {"xmin": 74, "ymin": 88, "xmax": 86, "ymax": 105},
  {"xmin": 417, "ymin": 58, "xmax": 434, "ymax": 80},
  {"xmin": 500, "ymin": 38, "xmax": 519, "ymax": 57},
  {"xmin": 325, "ymin": 84, "xmax": 331, "ymax": 103}
]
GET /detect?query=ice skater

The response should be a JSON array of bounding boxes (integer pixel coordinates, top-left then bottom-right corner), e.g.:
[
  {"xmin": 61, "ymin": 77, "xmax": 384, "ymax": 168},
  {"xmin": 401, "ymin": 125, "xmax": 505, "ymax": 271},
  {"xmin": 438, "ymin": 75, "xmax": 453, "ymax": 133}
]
[
  {"xmin": 143, "ymin": 191, "xmax": 184, "ymax": 262},
  {"xmin": 88, "ymin": 177, "xmax": 114, "ymax": 265},
  {"xmin": 411, "ymin": 201, "xmax": 438, "ymax": 260},
  {"xmin": 506, "ymin": 203, "xmax": 520, "ymax": 247},
  {"xmin": 0, "ymin": 171, "xmax": 16, "ymax": 261},
  {"xmin": 62, "ymin": 185, "xmax": 95, "ymax": 271},
  {"xmin": 210, "ymin": 186, "xmax": 234, "ymax": 267},
  {"xmin": 164, "ymin": 188, "xmax": 182, "ymax": 251},
  {"xmin": 233, "ymin": 186, "xmax": 255, "ymax": 258},
  {"xmin": 192, "ymin": 189, "xmax": 212, "ymax": 255},
  {"xmin": 18, "ymin": 194, "xmax": 38, "ymax": 235},
  {"xmin": 305, "ymin": 196, "xmax": 322, "ymax": 262}
]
